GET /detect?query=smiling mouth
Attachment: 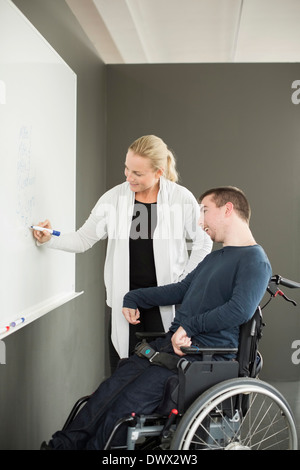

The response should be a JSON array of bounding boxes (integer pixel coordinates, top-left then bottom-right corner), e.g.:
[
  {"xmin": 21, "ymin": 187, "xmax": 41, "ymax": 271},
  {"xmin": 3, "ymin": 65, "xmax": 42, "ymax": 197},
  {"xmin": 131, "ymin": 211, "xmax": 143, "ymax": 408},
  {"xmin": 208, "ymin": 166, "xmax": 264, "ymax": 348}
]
[{"xmin": 204, "ymin": 227, "xmax": 209, "ymax": 232}]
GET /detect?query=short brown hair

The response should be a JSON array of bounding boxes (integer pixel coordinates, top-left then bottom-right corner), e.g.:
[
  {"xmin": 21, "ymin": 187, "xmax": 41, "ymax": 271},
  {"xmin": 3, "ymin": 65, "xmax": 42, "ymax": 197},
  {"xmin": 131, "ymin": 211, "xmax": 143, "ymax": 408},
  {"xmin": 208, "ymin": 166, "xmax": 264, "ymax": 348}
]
[{"xmin": 199, "ymin": 186, "xmax": 251, "ymax": 223}]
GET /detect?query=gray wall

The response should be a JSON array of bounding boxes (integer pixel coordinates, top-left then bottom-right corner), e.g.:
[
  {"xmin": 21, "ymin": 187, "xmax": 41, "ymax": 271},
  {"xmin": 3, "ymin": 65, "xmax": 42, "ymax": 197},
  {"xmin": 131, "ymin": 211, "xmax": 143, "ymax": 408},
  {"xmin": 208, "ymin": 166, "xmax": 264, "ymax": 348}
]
[
  {"xmin": 0, "ymin": 0, "xmax": 107, "ymax": 449},
  {"xmin": 106, "ymin": 64, "xmax": 300, "ymax": 382}
]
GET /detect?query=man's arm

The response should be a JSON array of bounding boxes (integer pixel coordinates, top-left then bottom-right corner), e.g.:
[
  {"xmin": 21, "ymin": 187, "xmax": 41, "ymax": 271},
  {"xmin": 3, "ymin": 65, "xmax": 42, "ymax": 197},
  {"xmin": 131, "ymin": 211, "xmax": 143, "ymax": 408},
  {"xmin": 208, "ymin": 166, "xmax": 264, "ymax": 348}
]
[{"xmin": 123, "ymin": 267, "xmax": 197, "ymax": 311}]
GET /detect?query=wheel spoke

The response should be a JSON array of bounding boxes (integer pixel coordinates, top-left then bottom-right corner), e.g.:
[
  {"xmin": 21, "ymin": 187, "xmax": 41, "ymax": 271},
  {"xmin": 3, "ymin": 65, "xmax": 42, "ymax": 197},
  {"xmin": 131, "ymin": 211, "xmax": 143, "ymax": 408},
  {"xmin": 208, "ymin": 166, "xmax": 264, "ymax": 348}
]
[{"xmin": 171, "ymin": 379, "xmax": 297, "ymax": 450}]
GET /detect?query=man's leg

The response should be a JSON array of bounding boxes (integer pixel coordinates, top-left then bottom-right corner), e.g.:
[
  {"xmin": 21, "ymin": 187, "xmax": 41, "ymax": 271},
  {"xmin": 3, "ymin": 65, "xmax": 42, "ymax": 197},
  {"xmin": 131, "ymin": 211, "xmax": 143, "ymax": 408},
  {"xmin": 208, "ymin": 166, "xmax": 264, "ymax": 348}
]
[
  {"xmin": 49, "ymin": 353, "xmax": 152, "ymax": 449},
  {"xmin": 49, "ymin": 333, "xmax": 174, "ymax": 449},
  {"xmin": 86, "ymin": 360, "xmax": 176, "ymax": 449}
]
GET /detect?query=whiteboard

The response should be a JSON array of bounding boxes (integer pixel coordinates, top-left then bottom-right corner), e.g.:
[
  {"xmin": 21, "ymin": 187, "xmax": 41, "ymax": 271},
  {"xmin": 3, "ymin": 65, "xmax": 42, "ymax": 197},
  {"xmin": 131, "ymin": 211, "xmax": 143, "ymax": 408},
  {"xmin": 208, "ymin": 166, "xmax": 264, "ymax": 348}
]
[{"xmin": 0, "ymin": 0, "xmax": 80, "ymax": 338}]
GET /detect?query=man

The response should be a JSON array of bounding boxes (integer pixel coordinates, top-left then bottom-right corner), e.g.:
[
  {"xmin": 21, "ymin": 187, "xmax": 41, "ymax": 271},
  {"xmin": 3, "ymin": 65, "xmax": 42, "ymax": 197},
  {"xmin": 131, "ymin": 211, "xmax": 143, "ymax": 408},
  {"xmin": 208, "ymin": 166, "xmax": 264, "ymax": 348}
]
[{"xmin": 44, "ymin": 186, "xmax": 271, "ymax": 450}]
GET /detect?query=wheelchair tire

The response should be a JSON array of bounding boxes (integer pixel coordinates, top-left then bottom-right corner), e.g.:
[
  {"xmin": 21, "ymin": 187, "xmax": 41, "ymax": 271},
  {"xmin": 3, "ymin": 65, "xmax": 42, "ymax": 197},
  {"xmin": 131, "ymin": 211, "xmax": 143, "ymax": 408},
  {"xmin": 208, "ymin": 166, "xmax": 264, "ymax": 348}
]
[{"xmin": 171, "ymin": 377, "xmax": 298, "ymax": 450}]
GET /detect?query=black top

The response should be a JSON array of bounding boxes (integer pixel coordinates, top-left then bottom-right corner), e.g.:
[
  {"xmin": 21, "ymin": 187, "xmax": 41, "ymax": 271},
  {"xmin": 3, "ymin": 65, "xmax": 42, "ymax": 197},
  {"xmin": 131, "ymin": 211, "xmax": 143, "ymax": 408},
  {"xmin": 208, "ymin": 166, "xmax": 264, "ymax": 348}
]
[{"xmin": 129, "ymin": 201, "xmax": 157, "ymax": 290}]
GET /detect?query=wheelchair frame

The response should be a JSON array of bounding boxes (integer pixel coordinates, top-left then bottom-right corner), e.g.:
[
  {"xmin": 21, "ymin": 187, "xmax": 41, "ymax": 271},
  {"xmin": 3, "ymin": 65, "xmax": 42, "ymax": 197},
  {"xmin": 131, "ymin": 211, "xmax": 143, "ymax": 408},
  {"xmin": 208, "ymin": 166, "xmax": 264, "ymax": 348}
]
[{"xmin": 63, "ymin": 274, "xmax": 300, "ymax": 451}]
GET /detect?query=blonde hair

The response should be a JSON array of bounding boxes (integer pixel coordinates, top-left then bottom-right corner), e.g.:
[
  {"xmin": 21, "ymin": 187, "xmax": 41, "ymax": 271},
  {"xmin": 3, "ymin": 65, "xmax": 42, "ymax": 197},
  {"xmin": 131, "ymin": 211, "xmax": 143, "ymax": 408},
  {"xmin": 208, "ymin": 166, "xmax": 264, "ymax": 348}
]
[{"xmin": 129, "ymin": 135, "xmax": 179, "ymax": 182}]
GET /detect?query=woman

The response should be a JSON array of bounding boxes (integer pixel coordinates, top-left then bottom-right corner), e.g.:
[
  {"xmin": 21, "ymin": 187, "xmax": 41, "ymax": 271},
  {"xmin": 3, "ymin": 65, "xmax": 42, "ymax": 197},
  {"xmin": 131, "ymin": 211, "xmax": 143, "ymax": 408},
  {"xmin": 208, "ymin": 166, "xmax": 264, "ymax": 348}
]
[{"xmin": 33, "ymin": 135, "xmax": 212, "ymax": 371}]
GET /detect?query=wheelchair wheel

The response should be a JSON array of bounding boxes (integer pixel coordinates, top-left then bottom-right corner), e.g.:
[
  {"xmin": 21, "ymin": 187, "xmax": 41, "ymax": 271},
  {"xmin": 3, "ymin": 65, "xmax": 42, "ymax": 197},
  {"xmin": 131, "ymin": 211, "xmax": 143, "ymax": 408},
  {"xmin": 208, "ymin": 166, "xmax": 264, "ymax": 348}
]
[{"xmin": 171, "ymin": 378, "xmax": 298, "ymax": 450}]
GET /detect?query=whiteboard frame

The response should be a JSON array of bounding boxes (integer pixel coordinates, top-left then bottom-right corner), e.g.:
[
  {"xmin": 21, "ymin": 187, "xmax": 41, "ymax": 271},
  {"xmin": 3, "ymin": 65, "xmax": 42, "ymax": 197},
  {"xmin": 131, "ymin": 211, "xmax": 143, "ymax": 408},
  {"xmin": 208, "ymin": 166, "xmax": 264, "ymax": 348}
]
[{"xmin": 0, "ymin": 0, "xmax": 82, "ymax": 339}]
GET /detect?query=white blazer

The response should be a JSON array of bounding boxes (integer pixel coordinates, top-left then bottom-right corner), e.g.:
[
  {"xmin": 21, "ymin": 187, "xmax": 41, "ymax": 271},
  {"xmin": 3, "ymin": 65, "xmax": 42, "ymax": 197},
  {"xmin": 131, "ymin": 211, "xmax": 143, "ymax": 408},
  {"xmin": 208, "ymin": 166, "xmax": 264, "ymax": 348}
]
[{"xmin": 45, "ymin": 177, "xmax": 212, "ymax": 357}]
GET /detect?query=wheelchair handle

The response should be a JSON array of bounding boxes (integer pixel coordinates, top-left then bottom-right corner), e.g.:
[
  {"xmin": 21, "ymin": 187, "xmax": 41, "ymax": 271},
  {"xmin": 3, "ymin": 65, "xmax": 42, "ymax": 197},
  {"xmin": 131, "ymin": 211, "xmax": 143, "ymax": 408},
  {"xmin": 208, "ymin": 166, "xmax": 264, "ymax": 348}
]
[
  {"xmin": 270, "ymin": 274, "xmax": 300, "ymax": 289},
  {"xmin": 266, "ymin": 274, "xmax": 300, "ymax": 307}
]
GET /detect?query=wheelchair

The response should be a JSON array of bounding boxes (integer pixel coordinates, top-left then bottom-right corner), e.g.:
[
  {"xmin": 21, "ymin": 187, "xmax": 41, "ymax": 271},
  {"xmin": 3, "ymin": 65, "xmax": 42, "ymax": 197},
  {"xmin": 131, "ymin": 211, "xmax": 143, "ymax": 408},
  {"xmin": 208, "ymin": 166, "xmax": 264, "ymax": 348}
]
[{"xmin": 63, "ymin": 274, "xmax": 300, "ymax": 450}]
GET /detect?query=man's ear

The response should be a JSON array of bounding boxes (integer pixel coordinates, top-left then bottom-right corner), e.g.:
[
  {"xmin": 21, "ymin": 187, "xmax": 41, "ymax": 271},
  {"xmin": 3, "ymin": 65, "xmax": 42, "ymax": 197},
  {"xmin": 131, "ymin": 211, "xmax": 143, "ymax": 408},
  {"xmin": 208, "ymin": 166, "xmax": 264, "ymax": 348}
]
[{"xmin": 225, "ymin": 201, "xmax": 234, "ymax": 216}]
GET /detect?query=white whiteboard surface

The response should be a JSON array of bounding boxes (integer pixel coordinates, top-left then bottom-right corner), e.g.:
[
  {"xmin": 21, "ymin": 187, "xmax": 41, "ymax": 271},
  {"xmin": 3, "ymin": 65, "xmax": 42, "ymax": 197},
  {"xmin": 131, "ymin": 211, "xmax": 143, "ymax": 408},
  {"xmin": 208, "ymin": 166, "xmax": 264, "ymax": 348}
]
[{"xmin": 0, "ymin": 0, "xmax": 81, "ymax": 338}]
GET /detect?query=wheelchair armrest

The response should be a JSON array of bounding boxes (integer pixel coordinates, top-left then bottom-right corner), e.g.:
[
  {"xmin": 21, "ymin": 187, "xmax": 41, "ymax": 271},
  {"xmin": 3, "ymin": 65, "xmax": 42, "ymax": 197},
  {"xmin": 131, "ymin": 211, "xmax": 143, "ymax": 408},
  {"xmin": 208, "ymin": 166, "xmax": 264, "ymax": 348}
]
[{"xmin": 181, "ymin": 346, "xmax": 238, "ymax": 360}]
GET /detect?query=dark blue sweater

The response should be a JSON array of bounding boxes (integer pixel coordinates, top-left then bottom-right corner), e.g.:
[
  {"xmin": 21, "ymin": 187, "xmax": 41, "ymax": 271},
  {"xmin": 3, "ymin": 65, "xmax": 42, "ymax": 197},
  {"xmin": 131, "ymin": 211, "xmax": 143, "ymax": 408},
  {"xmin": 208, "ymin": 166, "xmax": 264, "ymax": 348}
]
[{"xmin": 123, "ymin": 245, "xmax": 272, "ymax": 350}]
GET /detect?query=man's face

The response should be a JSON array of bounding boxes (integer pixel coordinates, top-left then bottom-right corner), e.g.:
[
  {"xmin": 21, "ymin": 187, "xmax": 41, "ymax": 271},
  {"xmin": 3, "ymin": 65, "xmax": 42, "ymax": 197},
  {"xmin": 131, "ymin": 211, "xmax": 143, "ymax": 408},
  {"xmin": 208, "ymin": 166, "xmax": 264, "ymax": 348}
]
[{"xmin": 199, "ymin": 195, "xmax": 226, "ymax": 243}]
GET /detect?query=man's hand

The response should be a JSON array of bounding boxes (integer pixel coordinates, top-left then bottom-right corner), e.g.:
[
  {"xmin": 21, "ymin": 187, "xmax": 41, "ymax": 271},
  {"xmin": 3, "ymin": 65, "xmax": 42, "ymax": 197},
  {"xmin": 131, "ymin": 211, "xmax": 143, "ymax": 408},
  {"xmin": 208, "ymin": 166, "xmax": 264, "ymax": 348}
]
[
  {"xmin": 122, "ymin": 307, "xmax": 140, "ymax": 325},
  {"xmin": 171, "ymin": 326, "xmax": 192, "ymax": 356}
]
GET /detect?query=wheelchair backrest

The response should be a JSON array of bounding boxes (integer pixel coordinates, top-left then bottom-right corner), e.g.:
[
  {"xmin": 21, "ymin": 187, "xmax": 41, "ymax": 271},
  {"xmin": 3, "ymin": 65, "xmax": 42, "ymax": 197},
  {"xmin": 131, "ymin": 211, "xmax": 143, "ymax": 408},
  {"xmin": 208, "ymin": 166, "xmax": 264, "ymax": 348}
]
[
  {"xmin": 176, "ymin": 306, "xmax": 264, "ymax": 412},
  {"xmin": 237, "ymin": 306, "xmax": 264, "ymax": 378}
]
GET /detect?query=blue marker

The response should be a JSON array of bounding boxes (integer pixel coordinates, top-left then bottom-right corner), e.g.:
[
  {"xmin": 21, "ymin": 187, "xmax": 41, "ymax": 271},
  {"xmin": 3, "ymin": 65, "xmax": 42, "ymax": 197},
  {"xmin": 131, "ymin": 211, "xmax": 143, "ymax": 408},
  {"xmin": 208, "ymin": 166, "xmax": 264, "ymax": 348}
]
[
  {"xmin": 10, "ymin": 317, "xmax": 25, "ymax": 327},
  {"xmin": 31, "ymin": 225, "xmax": 61, "ymax": 236}
]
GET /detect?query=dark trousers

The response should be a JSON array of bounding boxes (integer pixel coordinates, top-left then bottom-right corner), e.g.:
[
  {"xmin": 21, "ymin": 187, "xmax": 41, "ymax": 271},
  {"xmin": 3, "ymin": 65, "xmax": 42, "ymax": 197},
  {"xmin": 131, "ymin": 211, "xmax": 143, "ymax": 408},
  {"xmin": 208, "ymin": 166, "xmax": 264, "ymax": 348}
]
[{"xmin": 50, "ymin": 333, "xmax": 176, "ymax": 450}]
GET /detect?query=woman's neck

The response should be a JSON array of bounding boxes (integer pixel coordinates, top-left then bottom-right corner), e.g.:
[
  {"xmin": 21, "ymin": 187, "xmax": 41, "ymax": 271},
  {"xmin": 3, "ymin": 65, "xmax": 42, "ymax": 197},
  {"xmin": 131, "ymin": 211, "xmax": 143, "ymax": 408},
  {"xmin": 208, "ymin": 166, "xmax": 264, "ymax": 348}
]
[{"xmin": 135, "ymin": 183, "xmax": 160, "ymax": 203}]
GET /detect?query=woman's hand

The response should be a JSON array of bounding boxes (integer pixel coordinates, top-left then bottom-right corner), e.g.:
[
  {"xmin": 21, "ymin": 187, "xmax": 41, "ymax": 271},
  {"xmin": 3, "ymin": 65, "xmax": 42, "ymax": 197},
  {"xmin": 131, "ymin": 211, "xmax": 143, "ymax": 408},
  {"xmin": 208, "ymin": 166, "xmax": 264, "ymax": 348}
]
[
  {"xmin": 32, "ymin": 219, "xmax": 52, "ymax": 244},
  {"xmin": 171, "ymin": 326, "xmax": 192, "ymax": 356},
  {"xmin": 122, "ymin": 307, "xmax": 141, "ymax": 325}
]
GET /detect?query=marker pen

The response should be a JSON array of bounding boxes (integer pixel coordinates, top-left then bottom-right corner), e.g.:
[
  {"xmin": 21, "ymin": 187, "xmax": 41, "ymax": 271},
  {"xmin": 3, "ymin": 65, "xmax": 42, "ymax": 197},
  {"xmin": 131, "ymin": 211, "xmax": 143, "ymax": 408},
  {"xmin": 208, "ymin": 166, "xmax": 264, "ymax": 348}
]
[
  {"xmin": 10, "ymin": 317, "xmax": 25, "ymax": 327},
  {"xmin": 0, "ymin": 326, "xmax": 10, "ymax": 334},
  {"xmin": 31, "ymin": 225, "xmax": 61, "ymax": 236}
]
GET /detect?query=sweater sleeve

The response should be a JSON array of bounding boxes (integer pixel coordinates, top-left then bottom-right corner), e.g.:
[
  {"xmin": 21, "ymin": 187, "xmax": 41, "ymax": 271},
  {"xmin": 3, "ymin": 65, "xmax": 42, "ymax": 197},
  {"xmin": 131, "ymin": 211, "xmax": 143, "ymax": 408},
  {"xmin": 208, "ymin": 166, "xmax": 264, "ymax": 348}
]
[
  {"xmin": 123, "ymin": 267, "xmax": 197, "ymax": 310},
  {"xmin": 182, "ymin": 230, "xmax": 212, "ymax": 278},
  {"xmin": 37, "ymin": 195, "xmax": 109, "ymax": 253}
]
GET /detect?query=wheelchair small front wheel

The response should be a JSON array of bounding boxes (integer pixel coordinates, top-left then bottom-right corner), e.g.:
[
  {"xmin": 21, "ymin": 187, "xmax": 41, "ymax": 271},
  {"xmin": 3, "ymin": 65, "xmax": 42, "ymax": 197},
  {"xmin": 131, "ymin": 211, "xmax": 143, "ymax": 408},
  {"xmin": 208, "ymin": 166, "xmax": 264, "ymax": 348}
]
[{"xmin": 171, "ymin": 378, "xmax": 298, "ymax": 450}]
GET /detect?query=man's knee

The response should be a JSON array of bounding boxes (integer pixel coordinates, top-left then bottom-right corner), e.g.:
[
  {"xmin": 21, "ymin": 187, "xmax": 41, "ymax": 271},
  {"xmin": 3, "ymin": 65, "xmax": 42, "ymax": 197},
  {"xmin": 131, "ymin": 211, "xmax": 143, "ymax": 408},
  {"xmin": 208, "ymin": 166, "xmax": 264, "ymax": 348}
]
[{"xmin": 115, "ymin": 350, "xmax": 152, "ymax": 373}]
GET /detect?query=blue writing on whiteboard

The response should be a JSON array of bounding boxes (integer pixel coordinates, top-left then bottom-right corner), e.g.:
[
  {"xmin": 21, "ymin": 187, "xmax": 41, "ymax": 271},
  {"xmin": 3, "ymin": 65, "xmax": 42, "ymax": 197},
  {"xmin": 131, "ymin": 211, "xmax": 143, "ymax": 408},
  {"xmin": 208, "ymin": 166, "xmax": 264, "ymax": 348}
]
[{"xmin": 16, "ymin": 125, "xmax": 36, "ymax": 237}]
